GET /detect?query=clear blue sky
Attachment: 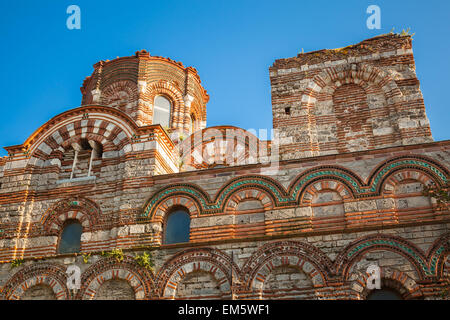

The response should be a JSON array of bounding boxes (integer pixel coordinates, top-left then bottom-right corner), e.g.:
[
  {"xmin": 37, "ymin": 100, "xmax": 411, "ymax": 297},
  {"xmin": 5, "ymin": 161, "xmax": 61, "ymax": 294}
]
[{"xmin": 0, "ymin": 0, "xmax": 449, "ymax": 156}]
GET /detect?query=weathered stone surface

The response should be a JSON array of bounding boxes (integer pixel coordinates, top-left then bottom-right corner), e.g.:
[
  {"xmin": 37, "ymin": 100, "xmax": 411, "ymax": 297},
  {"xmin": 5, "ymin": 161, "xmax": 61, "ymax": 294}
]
[{"xmin": 0, "ymin": 35, "xmax": 447, "ymax": 301}]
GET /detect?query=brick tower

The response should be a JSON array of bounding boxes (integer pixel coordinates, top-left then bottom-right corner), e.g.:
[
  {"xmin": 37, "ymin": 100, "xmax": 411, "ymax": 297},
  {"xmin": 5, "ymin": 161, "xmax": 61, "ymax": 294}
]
[
  {"xmin": 81, "ymin": 50, "xmax": 209, "ymax": 135},
  {"xmin": 270, "ymin": 34, "xmax": 433, "ymax": 160}
]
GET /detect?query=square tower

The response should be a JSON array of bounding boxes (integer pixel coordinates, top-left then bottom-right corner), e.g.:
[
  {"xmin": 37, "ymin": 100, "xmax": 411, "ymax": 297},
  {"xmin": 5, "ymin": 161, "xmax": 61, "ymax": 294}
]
[{"xmin": 270, "ymin": 34, "xmax": 433, "ymax": 160}]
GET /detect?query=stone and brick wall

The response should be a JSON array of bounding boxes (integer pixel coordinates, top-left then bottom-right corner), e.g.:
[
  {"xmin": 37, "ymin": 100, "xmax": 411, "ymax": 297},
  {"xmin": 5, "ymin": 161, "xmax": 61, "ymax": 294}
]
[
  {"xmin": 81, "ymin": 50, "xmax": 209, "ymax": 134},
  {"xmin": 0, "ymin": 140, "xmax": 448, "ymax": 299},
  {"xmin": 0, "ymin": 35, "xmax": 448, "ymax": 300},
  {"xmin": 270, "ymin": 34, "xmax": 433, "ymax": 160}
]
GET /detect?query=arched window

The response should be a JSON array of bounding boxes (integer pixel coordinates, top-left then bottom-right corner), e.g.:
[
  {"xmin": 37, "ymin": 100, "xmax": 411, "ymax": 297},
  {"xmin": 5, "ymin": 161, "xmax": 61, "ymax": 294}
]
[
  {"xmin": 190, "ymin": 113, "xmax": 196, "ymax": 132},
  {"xmin": 60, "ymin": 139, "xmax": 102, "ymax": 181},
  {"xmin": 153, "ymin": 95, "xmax": 171, "ymax": 128},
  {"xmin": 367, "ymin": 288, "xmax": 403, "ymax": 300},
  {"xmin": 164, "ymin": 208, "xmax": 190, "ymax": 244},
  {"xmin": 58, "ymin": 220, "xmax": 83, "ymax": 254}
]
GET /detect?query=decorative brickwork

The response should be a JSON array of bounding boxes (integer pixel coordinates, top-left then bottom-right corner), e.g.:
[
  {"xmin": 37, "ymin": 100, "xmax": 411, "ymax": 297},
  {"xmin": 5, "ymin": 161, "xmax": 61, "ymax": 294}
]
[
  {"xmin": 40, "ymin": 196, "xmax": 101, "ymax": 234},
  {"xmin": 241, "ymin": 241, "xmax": 329, "ymax": 293},
  {"xmin": 349, "ymin": 267, "xmax": 422, "ymax": 299},
  {"xmin": 76, "ymin": 256, "xmax": 154, "ymax": 300},
  {"xmin": 270, "ymin": 35, "xmax": 433, "ymax": 160},
  {"xmin": 155, "ymin": 248, "xmax": 238, "ymax": 299},
  {"xmin": 2, "ymin": 263, "xmax": 71, "ymax": 300},
  {"xmin": 81, "ymin": 50, "xmax": 208, "ymax": 132},
  {"xmin": 142, "ymin": 156, "xmax": 447, "ymax": 220},
  {"xmin": 0, "ymin": 35, "xmax": 448, "ymax": 300},
  {"xmin": 179, "ymin": 126, "xmax": 264, "ymax": 170}
]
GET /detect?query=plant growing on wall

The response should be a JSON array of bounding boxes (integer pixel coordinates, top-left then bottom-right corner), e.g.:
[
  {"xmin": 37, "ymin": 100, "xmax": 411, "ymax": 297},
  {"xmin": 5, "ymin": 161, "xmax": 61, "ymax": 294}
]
[
  {"xmin": 400, "ymin": 27, "xmax": 415, "ymax": 37},
  {"xmin": 10, "ymin": 259, "xmax": 25, "ymax": 269},
  {"xmin": 438, "ymin": 277, "xmax": 450, "ymax": 300},
  {"xmin": 101, "ymin": 248, "xmax": 124, "ymax": 263},
  {"xmin": 423, "ymin": 181, "xmax": 450, "ymax": 211},
  {"xmin": 134, "ymin": 251, "xmax": 155, "ymax": 272},
  {"xmin": 389, "ymin": 27, "xmax": 415, "ymax": 38},
  {"xmin": 82, "ymin": 253, "xmax": 91, "ymax": 264}
]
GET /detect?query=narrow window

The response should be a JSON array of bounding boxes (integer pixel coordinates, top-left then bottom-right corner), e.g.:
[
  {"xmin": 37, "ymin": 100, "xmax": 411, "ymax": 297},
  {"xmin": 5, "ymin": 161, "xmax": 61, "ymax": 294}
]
[
  {"xmin": 58, "ymin": 220, "xmax": 82, "ymax": 254},
  {"xmin": 164, "ymin": 209, "xmax": 190, "ymax": 244},
  {"xmin": 153, "ymin": 95, "xmax": 171, "ymax": 128},
  {"xmin": 190, "ymin": 113, "xmax": 196, "ymax": 132}
]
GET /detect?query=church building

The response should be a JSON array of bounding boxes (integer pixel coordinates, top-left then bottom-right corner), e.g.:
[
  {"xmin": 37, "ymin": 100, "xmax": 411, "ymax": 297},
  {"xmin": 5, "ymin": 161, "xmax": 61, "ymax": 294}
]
[{"xmin": 0, "ymin": 34, "xmax": 449, "ymax": 300}]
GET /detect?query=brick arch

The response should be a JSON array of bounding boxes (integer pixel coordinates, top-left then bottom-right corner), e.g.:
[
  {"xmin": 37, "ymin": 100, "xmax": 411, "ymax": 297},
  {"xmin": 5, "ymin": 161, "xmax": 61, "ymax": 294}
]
[
  {"xmin": 76, "ymin": 256, "xmax": 155, "ymax": 300},
  {"xmin": 241, "ymin": 241, "xmax": 331, "ymax": 291},
  {"xmin": 304, "ymin": 63, "xmax": 403, "ymax": 110},
  {"xmin": 163, "ymin": 261, "xmax": 231, "ymax": 299},
  {"xmin": 59, "ymin": 133, "xmax": 105, "ymax": 150},
  {"xmin": 426, "ymin": 233, "xmax": 450, "ymax": 279},
  {"xmin": 142, "ymin": 177, "xmax": 284, "ymax": 218},
  {"xmin": 2, "ymin": 263, "xmax": 71, "ymax": 300},
  {"xmin": 441, "ymin": 255, "xmax": 450, "ymax": 281},
  {"xmin": 287, "ymin": 157, "xmax": 448, "ymax": 200},
  {"xmin": 367, "ymin": 156, "xmax": 449, "ymax": 195},
  {"xmin": 224, "ymin": 188, "xmax": 275, "ymax": 213},
  {"xmin": 142, "ymin": 184, "xmax": 209, "ymax": 219},
  {"xmin": 250, "ymin": 254, "xmax": 325, "ymax": 294},
  {"xmin": 349, "ymin": 267, "xmax": 423, "ymax": 300},
  {"xmin": 33, "ymin": 118, "xmax": 134, "ymax": 162},
  {"xmin": 301, "ymin": 63, "xmax": 403, "ymax": 154},
  {"xmin": 215, "ymin": 175, "xmax": 287, "ymax": 212},
  {"xmin": 43, "ymin": 118, "xmax": 132, "ymax": 159},
  {"xmin": 381, "ymin": 168, "xmax": 438, "ymax": 195},
  {"xmin": 380, "ymin": 168, "xmax": 436, "ymax": 219},
  {"xmin": 145, "ymin": 81, "xmax": 185, "ymax": 130},
  {"xmin": 22, "ymin": 106, "xmax": 138, "ymax": 162},
  {"xmin": 334, "ymin": 234, "xmax": 429, "ymax": 280},
  {"xmin": 300, "ymin": 179, "xmax": 353, "ymax": 205},
  {"xmin": 153, "ymin": 195, "xmax": 201, "ymax": 222},
  {"xmin": 40, "ymin": 196, "xmax": 101, "ymax": 234},
  {"xmin": 179, "ymin": 126, "xmax": 263, "ymax": 170},
  {"xmin": 288, "ymin": 166, "xmax": 362, "ymax": 201},
  {"xmin": 155, "ymin": 248, "xmax": 239, "ymax": 299},
  {"xmin": 100, "ymin": 80, "xmax": 139, "ymax": 105},
  {"xmin": 58, "ymin": 132, "xmax": 117, "ymax": 156}
]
